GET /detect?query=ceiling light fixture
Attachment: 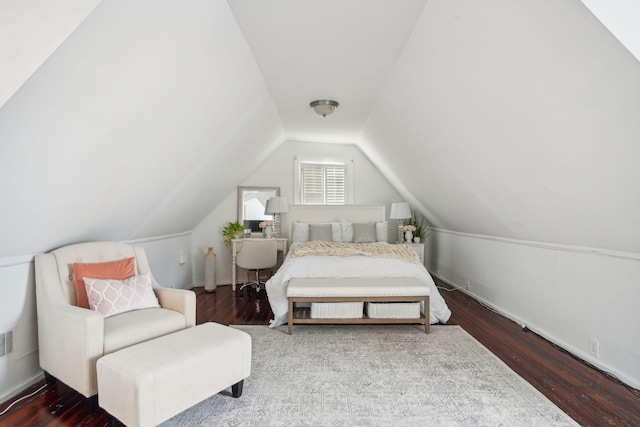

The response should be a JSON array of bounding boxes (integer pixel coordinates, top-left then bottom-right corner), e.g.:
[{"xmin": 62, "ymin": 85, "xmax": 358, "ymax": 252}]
[{"xmin": 310, "ymin": 100, "xmax": 339, "ymax": 117}]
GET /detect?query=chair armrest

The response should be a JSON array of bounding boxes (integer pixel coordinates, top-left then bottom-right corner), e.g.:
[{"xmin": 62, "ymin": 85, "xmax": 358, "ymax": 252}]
[
  {"xmin": 153, "ymin": 286, "xmax": 196, "ymax": 328},
  {"xmin": 36, "ymin": 254, "xmax": 105, "ymax": 397}
]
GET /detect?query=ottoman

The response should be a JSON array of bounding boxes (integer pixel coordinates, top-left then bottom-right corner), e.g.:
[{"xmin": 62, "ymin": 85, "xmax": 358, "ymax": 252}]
[{"xmin": 97, "ymin": 322, "xmax": 251, "ymax": 427}]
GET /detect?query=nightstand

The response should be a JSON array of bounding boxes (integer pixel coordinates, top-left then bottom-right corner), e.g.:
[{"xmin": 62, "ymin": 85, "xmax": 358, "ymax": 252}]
[{"xmin": 406, "ymin": 243, "xmax": 424, "ymax": 263}]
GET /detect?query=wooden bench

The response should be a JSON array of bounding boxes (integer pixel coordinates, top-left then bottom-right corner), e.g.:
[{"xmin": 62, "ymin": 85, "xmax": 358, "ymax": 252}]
[{"xmin": 286, "ymin": 278, "xmax": 430, "ymax": 335}]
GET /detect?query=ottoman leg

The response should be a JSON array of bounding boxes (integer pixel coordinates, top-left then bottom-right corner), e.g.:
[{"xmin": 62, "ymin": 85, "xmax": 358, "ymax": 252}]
[
  {"xmin": 232, "ymin": 380, "xmax": 244, "ymax": 398},
  {"xmin": 86, "ymin": 395, "xmax": 98, "ymax": 413},
  {"xmin": 43, "ymin": 371, "xmax": 58, "ymax": 388}
]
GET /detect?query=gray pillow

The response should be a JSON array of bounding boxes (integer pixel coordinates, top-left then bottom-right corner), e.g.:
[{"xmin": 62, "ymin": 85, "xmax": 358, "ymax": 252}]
[
  {"xmin": 352, "ymin": 223, "xmax": 377, "ymax": 243},
  {"xmin": 309, "ymin": 223, "xmax": 333, "ymax": 241}
]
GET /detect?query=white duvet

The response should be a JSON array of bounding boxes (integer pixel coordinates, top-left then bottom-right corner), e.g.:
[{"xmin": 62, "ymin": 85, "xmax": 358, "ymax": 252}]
[{"xmin": 265, "ymin": 244, "xmax": 452, "ymax": 327}]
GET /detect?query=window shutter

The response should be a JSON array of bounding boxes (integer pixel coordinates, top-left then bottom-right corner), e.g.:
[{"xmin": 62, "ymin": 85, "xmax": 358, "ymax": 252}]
[
  {"xmin": 300, "ymin": 162, "xmax": 346, "ymax": 205},
  {"xmin": 301, "ymin": 163, "xmax": 325, "ymax": 204},
  {"xmin": 325, "ymin": 164, "xmax": 345, "ymax": 205}
]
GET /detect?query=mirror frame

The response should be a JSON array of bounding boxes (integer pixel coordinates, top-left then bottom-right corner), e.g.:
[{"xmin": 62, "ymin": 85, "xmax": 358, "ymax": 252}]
[{"xmin": 237, "ymin": 186, "xmax": 280, "ymax": 230}]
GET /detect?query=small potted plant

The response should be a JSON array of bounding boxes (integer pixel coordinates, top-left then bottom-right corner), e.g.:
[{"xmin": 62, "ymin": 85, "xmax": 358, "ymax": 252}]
[
  {"xmin": 222, "ymin": 221, "xmax": 245, "ymax": 247},
  {"xmin": 407, "ymin": 210, "xmax": 428, "ymax": 243}
]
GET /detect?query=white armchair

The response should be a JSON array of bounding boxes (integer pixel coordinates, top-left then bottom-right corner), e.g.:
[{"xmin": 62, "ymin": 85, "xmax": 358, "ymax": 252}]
[{"xmin": 35, "ymin": 241, "xmax": 196, "ymax": 402}]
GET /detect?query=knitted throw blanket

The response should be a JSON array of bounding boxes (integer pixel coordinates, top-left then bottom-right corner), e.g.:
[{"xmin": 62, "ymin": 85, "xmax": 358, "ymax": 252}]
[{"xmin": 290, "ymin": 241, "xmax": 420, "ymax": 264}]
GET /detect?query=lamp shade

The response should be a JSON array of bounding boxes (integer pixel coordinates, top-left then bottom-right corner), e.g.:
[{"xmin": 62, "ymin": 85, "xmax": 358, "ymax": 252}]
[
  {"xmin": 389, "ymin": 202, "xmax": 411, "ymax": 219},
  {"xmin": 265, "ymin": 196, "xmax": 288, "ymax": 214},
  {"xmin": 263, "ymin": 198, "xmax": 271, "ymax": 215}
]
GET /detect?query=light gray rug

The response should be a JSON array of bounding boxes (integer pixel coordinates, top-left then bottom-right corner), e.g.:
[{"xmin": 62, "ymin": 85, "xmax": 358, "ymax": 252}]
[{"xmin": 162, "ymin": 325, "xmax": 578, "ymax": 426}]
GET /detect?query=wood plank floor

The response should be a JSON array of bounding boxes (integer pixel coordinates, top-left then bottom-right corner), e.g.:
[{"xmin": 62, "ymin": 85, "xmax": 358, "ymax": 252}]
[{"xmin": 1, "ymin": 279, "xmax": 639, "ymax": 426}]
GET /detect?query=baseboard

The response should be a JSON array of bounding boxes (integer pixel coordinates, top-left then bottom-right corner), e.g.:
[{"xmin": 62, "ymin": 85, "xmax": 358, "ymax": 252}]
[
  {"xmin": 0, "ymin": 371, "xmax": 44, "ymax": 405},
  {"xmin": 428, "ymin": 269, "xmax": 639, "ymax": 390}
]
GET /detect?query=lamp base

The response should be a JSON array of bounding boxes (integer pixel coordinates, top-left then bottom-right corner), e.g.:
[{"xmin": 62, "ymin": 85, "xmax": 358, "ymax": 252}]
[
  {"xmin": 397, "ymin": 224, "xmax": 404, "ymax": 244},
  {"xmin": 272, "ymin": 214, "xmax": 281, "ymax": 238}
]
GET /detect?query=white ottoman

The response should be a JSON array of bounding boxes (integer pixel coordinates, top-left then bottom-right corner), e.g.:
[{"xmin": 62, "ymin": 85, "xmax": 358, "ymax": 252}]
[{"xmin": 97, "ymin": 322, "xmax": 251, "ymax": 427}]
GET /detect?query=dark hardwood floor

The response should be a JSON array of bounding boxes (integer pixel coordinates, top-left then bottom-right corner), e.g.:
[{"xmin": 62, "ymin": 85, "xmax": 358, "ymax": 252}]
[{"xmin": 1, "ymin": 279, "xmax": 639, "ymax": 426}]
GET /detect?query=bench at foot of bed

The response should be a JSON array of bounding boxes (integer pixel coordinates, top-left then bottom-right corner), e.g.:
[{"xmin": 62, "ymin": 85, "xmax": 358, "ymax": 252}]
[{"xmin": 286, "ymin": 278, "xmax": 430, "ymax": 335}]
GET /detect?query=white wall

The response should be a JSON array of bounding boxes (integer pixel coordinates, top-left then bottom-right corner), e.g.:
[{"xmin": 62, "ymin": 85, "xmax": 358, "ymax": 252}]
[
  {"xmin": 0, "ymin": 234, "xmax": 193, "ymax": 403},
  {"xmin": 359, "ymin": 0, "xmax": 640, "ymax": 390},
  {"xmin": 191, "ymin": 140, "xmax": 404, "ymax": 285},
  {"xmin": 126, "ymin": 233, "xmax": 193, "ymax": 290},
  {"xmin": 429, "ymin": 229, "xmax": 640, "ymax": 389},
  {"xmin": 0, "ymin": 258, "xmax": 41, "ymax": 403},
  {"xmin": 0, "ymin": 0, "xmax": 284, "ymax": 258}
]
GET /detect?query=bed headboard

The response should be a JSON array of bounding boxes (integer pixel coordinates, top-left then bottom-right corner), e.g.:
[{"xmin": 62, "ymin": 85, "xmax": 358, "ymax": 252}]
[{"xmin": 288, "ymin": 204, "xmax": 386, "ymax": 231}]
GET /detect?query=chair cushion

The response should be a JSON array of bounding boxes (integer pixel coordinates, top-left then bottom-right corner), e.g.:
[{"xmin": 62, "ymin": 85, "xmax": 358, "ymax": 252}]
[{"xmin": 103, "ymin": 308, "xmax": 187, "ymax": 354}]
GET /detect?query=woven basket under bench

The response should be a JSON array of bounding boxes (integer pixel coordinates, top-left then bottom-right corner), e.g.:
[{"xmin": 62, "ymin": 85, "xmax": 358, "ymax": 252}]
[{"xmin": 286, "ymin": 278, "xmax": 430, "ymax": 335}]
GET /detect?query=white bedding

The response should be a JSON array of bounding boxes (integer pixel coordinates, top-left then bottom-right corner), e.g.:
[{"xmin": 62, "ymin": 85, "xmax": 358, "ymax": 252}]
[{"xmin": 265, "ymin": 243, "xmax": 452, "ymax": 327}]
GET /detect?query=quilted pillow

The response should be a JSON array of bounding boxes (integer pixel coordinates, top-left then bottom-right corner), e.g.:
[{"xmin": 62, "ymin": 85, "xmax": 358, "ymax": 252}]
[
  {"xmin": 73, "ymin": 257, "xmax": 136, "ymax": 309},
  {"xmin": 83, "ymin": 273, "xmax": 159, "ymax": 318}
]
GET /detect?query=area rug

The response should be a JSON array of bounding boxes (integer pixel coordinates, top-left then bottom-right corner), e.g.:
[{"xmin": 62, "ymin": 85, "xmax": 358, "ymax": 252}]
[{"xmin": 161, "ymin": 325, "xmax": 578, "ymax": 426}]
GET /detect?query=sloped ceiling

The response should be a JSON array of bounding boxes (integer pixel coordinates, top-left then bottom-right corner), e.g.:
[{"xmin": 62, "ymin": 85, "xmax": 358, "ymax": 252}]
[
  {"xmin": 0, "ymin": 0, "xmax": 284, "ymax": 257},
  {"xmin": 360, "ymin": 0, "xmax": 640, "ymax": 253},
  {"xmin": 0, "ymin": 0, "xmax": 639, "ymax": 258},
  {"xmin": 0, "ymin": 0, "xmax": 102, "ymax": 108}
]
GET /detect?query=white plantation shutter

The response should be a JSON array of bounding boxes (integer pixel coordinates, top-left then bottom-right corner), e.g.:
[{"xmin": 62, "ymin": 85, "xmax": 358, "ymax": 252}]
[
  {"xmin": 325, "ymin": 164, "xmax": 345, "ymax": 205},
  {"xmin": 301, "ymin": 162, "xmax": 346, "ymax": 205},
  {"xmin": 301, "ymin": 163, "xmax": 324, "ymax": 204}
]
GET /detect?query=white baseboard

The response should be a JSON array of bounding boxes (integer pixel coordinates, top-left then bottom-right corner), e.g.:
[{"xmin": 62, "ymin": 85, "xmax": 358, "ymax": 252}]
[
  {"xmin": 0, "ymin": 371, "xmax": 44, "ymax": 405},
  {"xmin": 429, "ymin": 269, "xmax": 639, "ymax": 390}
]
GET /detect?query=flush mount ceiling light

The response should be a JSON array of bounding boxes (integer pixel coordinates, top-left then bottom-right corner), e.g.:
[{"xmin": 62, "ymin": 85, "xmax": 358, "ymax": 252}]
[{"xmin": 310, "ymin": 99, "xmax": 339, "ymax": 117}]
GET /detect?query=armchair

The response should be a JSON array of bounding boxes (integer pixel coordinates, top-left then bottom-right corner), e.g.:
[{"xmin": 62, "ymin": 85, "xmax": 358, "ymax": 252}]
[{"xmin": 35, "ymin": 241, "xmax": 196, "ymax": 400}]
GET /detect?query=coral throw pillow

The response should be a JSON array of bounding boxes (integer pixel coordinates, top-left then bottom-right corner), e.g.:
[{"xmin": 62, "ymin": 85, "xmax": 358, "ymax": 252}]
[
  {"xmin": 83, "ymin": 273, "xmax": 159, "ymax": 318},
  {"xmin": 73, "ymin": 257, "xmax": 135, "ymax": 308}
]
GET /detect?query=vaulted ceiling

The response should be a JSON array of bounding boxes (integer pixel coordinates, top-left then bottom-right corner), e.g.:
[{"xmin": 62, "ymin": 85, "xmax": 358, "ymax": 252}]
[{"xmin": 1, "ymin": 0, "xmax": 639, "ymax": 258}]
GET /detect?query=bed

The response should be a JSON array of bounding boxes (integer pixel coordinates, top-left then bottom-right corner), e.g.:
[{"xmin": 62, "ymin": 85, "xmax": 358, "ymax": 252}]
[{"xmin": 265, "ymin": 204, "xmax": 452, "ymax": 328}]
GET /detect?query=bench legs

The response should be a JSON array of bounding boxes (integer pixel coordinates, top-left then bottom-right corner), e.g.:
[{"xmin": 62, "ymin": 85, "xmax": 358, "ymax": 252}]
[
  {"xmin": 425, "ymin": 295, "xmax": 430, "ymax": 334},
  {"xmin": 288, "ymin": 298, "xmax": 293, "ymax": 335},
  {"xmin": 232, "ymin": 380, "xmax": 244, "ymax": 398}
]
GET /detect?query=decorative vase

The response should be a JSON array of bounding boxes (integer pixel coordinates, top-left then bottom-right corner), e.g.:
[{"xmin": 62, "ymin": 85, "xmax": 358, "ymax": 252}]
[
  {"xmin": 264, "ymin": 225, "xmax": 273, "ymax": 239},
  {"xmin": 414, "ymin": 237, "xmax": 421, "ymax": 243},
  {"xmin": 405, "ymin": 231, "xmax": 413, "ymax": 242},
  {"xmin": 204, "ymin": 247, "xmax": 216, "ymax": 292}
]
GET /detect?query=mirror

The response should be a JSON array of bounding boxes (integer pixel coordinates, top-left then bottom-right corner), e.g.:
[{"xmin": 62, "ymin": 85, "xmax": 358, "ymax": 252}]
[{"xmin": 237, "ymin": 186, "xmax": 279, "ymax": 233}]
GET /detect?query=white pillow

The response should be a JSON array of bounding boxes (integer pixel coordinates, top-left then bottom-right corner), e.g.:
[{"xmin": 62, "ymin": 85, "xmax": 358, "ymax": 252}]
[
  {"xmin": 340, "ymin": 222, "xmax": 354, "ymax": 243},
  {"xmin": 331, "ymin": 222, "xmax": 343, "ymax": 242},
  {"xmin": 83, "ymin": 273, "xmax": 160, "ymax": 318},
  {"xmin": 376, "ymin": 221, "xmax": 388, "ymax": 242},
  {"xmin": 292, "ymin": 223, "xmax": 310, "ymax": 243}
]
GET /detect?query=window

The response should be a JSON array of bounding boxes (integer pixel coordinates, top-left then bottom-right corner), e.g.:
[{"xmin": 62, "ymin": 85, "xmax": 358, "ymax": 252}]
[
  {"xmin": 294, "ymin": 158, "xmax": 353, "ymax": 205},
  {"xmin": 301, "ymin": 163, "xmax": 345, "ymax": 205}
]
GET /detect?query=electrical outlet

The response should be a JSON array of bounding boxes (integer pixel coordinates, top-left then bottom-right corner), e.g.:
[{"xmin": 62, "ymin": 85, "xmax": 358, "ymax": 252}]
[
  {"xmin": 464, "ymin": 280, "xmax": 470, "ymax": 289},
  {"xmin": 589, "ymin": 337, "xmax": 600, "ymax": 358},
  {"xmin": 178, "ymin": 253, "xmax": 187, "ymax": 264}
]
